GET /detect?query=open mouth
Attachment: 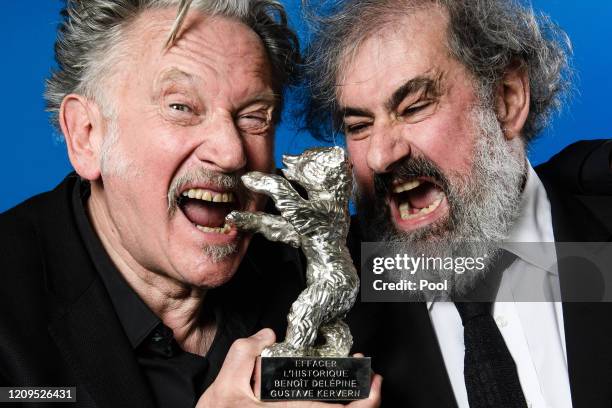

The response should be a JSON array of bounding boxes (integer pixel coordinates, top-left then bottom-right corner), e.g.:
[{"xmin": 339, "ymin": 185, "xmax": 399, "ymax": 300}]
[
  {"xmin": 177, "ymin": 187, "xmax": 240, "ymax": 235},
  {"xmin": 389, "ymin": 177, "xmax": 448, "ymax": 230}
]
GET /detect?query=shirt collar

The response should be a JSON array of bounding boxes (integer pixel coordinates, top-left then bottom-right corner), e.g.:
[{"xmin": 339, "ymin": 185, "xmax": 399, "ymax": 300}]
[{"xmin": 501, "ymin": 162, "xmax": 557, "ymax": 274}]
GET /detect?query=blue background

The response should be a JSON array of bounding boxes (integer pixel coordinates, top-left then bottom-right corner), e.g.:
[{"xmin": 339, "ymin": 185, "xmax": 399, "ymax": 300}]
[{"xmin": 1, "ymin": 1, "xmax": 611, "ymax": 212}]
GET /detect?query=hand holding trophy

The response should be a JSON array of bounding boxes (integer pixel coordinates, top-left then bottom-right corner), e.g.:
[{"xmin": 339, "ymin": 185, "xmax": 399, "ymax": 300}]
[{"xmin": 227, "ymin": 146, "xmax": 372, "ymax": 401}]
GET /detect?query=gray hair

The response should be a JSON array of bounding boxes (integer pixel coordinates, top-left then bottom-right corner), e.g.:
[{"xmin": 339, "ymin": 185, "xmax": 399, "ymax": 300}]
[
  {"xmin": 45, "ymin": 0, "xmax": 300, "ymax": 129},
  {"xmin": 303, "ymin": 0, "xmax": 572, "ymax": 143}
]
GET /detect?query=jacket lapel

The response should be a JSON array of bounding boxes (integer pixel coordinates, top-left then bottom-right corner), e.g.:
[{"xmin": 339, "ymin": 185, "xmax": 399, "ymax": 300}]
[
  {"xmin": 537, "ymin": 167, "xmax": 612, "ymax": 408},
  {"xmin": 34, "ymin": 176, "xmax": 155, "ymax": 408},
  {"xmin": 380, "ymin": 302, "xmax": 458, "ymax": 408},
  {"xmin": 48, "ymin": 280, "xmax": 156, "ymax": 408},
  {"xmin": 557, "ymin": 302, "xmax": 612, "ymax": 408}
]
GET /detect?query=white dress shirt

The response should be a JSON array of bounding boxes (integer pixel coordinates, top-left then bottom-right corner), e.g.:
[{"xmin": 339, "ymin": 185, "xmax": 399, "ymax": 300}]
[{"xmin": 428, "ymin": 164, "xmax": 574, "ymax": 408}]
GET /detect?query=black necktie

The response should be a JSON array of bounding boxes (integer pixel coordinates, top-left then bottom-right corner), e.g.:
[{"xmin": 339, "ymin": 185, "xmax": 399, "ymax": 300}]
[{"xmin": 455, "ymin": 301, "xmax": 528, "ymax": 408}]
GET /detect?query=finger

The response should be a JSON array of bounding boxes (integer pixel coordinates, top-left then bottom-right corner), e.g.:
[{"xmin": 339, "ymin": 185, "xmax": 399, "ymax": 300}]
[
  {"xmin": 252, "ymin": 356, "xmax": 262, "ymax": 399},
  {"xmin": 352, "ymin": 353, "xmax": 364, "ymax": 358},
  {"xmin": 216, "ymin": 328, "xmax": 276, "ymax": 386},
  {"xmin": 347, "ymin": 374, "xmax": 382, "ymax": 408}
]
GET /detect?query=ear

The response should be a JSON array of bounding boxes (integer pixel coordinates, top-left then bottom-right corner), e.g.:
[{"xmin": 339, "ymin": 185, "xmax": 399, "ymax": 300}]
[
  {"xmin": 494, "ymin": 61, "xmax": 530, "ymax": 141},
  {"xmin": 59, "ymin": 94, "xmax": 106, "ymax": 180}
]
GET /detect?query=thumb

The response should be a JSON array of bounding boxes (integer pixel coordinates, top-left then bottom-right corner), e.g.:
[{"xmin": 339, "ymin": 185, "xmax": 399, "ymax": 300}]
[{"xmin": 215, "ymin": 328, "xmax": 276, "ymax": 385}]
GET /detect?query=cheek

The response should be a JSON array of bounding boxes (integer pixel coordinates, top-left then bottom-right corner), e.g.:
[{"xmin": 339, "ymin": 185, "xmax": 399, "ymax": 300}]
[
  {"xmin": 243, "ymin": 134, "xmax": 274, "ymax": 211},
  {"xmin": 408, "ymin": 111, "xmax": 477, "ymax": 176},
  {"xmin": 245, "ymin": 134, "xmax": 274, "ymax": 172},
  {"xmin": 347, "ymin": 139, "xmax": 375, "ymax": 191},
  {"xmin": 119, "ymin": 114, "xmax": 191, "ymax": 175}
]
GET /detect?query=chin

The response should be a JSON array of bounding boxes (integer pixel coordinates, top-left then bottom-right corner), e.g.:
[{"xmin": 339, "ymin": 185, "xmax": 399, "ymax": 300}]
[
  {"xmin": 182, "ymin": 259, "xmax": 238, "ymax": 288},
  {"xmin": 182, "ymin": 236, "xmax": 251, "ymax": 288}
]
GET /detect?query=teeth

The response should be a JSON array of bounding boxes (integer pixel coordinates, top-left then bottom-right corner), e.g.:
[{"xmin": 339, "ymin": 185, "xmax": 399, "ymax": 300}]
[
  {"xmin": 195, "ymin": 223, "xmax": 232, "ymax": 234},
  {"xmin": 422, "ymin": 197, "xmax": 442, "ymax": 214},
  {"xmin": 399, "ymin": 197, "xmax": 443, "ymax": 220},
  {"xmin": 399, "ymin": 202, "xmax": 410, "ymax": 213},
  {"xmin": 393, "ymin": 180, "xmax": 422, "ymax": 193},
  {"xmin": 181, "ymin": 189, "xmax": 235, "ymax": 203}
]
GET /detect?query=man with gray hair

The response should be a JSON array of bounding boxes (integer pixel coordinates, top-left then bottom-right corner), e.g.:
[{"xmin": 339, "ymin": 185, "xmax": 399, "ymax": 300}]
[
  {"xmin": 305, "ymin": 0, "xmax": 612, "ymax": 407},
  {"xmin": 0, "ymin": 1, "xmax": 383, "ymax": 407}
]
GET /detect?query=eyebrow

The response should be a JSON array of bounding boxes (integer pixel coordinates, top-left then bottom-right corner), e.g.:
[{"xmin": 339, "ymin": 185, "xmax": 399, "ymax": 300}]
[
  {"xmin": 384, "ymin": 74, "xmax": 442, "ymax": 111},
  {"xmin": 338, "ymin": 72, "xmax": 443, "ymax": 120},
  {"xmin": 339, "ymin": 107, "xmax": 375, "ymax": 118},
  {"xmin": 240, "ymin": 92, "xmax": 279, "ymax": 107},
  {"xmin": 156, "ymin": 68, "xmax": 198, "ymax": 86},
  {"xmin": 151, "ymin": 68, "xmax": 198, "ymax": 103},
  {"xmin": 154, "ymin": 68, "xmax": 278, "ymax": 109}
]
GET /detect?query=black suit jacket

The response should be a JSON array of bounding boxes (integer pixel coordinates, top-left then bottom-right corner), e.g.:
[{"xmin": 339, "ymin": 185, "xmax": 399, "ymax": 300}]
[
  {"xmin": 0, "ymin": 174, "xmax": 304, "ymax": 407},
  {"xmin": 348, "ymin": 140, "xmax": 612, "ymax": 408}
]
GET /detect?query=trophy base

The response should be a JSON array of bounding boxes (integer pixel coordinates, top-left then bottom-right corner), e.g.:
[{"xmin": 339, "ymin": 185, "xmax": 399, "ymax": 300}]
[{"xmin": 259, "ymin": 356, "xmax": 371, "ymax": 401}]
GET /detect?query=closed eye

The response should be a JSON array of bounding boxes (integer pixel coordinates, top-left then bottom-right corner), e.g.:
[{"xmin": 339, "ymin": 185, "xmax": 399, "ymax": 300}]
[
  {"xmin": 401, "ymin": 101, "xmax": 432, "ymax": 116},
  {"xmin": 346, "ymin": 122, "xmax": 370, "ymax": 134},
  {"xmin": 343, "ymin": 119, "xmax": 373, "ymax": 140},
  {"xmin": 237, "ymin": 110, "xmax": 271, "ymax": 135}
]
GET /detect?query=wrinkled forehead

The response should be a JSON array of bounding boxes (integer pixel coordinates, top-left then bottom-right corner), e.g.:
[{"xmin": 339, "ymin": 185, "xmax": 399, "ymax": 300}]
[
  {"xmin": 336, "ymin": 5, "xmax": 451, "ymax": 103},
  {"xmin": 113, "ymin": 8, "xmax": 274, "ymax": 102},
  {"xmin": 127, "ymin": 8, "xmax": 267, "ymax": 57}
]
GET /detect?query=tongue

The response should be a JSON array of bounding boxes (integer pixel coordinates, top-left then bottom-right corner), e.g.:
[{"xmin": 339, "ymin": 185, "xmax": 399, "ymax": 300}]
[
  {"xmin": 407, "ymin": 183, "xmax": 443, "ymax": 209},
  {"xmin": 182, "ymin": 201, "xmax": 229, "ymax": 227}
]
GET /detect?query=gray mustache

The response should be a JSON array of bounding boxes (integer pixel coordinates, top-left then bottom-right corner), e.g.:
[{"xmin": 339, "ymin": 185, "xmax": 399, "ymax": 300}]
[{"xmin": 167, "ymin": 168, "xmax": 254, "ymax": 216}]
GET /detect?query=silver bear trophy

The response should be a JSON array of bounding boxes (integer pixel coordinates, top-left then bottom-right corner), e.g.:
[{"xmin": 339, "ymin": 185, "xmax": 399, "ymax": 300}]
[{"xmin": 227, "ymin": 146, "xmax": 359, "ymax": 357}]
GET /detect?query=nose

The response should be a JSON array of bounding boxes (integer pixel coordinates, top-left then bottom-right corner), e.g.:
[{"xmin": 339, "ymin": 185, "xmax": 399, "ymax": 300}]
[
  {"xmin": 366, "ymin": 122, "xmax": 411, "ymax": 174},
  {"xmin": 194, "ymin": 115, "xmax": 247, "ymax": 172}
]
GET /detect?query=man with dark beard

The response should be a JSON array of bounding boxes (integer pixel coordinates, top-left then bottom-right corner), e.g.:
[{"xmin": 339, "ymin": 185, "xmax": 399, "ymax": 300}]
[{"xmin": 305, "ymin": 0, "xmax": 612, "ymax": 407}]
